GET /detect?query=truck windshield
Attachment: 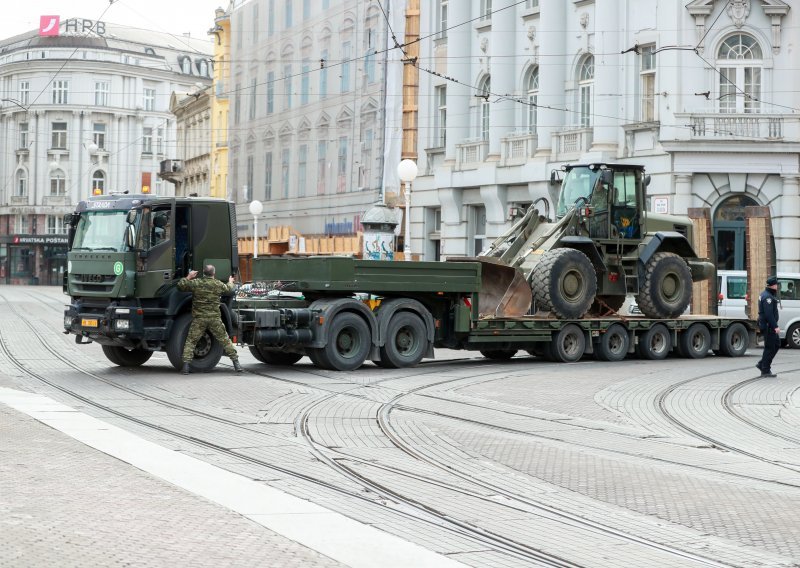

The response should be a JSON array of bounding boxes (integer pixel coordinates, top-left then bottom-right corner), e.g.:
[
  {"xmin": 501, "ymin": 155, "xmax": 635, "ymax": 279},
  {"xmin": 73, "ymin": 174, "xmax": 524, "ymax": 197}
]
[
  {"xmin": 556, "ymin": 167, "xmax": 597, "ymax": 218},
  {"xmin": 71, "ymin": 211, "xmax": 129, "ymax": 252}
]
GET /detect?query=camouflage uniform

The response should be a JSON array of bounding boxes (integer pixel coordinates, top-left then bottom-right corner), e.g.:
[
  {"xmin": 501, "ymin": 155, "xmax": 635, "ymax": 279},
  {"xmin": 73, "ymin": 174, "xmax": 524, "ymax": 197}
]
[{"xmin": 177, "ymin": 275, "xmax": 238, "ymax": 363}]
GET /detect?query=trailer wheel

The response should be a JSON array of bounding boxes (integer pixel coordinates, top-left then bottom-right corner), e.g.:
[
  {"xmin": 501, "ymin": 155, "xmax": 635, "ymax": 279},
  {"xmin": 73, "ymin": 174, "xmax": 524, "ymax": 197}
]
[
  {"xmin": 166, "ymin": 313, "xmax": 224, "ymax": 371},
  {"xmin": 531, "ymin": 248, "xmax": 597, "ymax": 319},
  {"xmin": 525, "ymin": 344, "xmax": 547, "ymax": 358},
  {"xmin": 718, "ymin": 322, "xmax": 749, "ymax": 357},
  {"xmin": 379, "ymin": 312, "xmax": 427, "ymax": 368},
  {"xmin": 320, "ymin": 312, "xmax": 371, "ymax": 371},
  {"xmin": 595, "ymin": 324, "xmax": 629, "ymax": 362},
  {"xmin": 636, "ymin": 252, "xmax": 692, "ymax": 319},
  {"xmin": 249, "ymin": 345, "xmax": 303, "ymax": 365},
  {"xmin": 480, "ymin": 349, "xmax": 517, "ymax": 360},
  {"xmin": 550, "ymin": 324, "xmax": 586, "ymax": 362},
  {"xmin": 636, "ymin": 323, "xmax": 671, "ymax": 360},
  {"xmin": 101, "ymin": 345, "xmax": 153, "ymax": 367},
  {"xmin": 677, "ymin": 323, "xmax": 711, "ymax": 359}
]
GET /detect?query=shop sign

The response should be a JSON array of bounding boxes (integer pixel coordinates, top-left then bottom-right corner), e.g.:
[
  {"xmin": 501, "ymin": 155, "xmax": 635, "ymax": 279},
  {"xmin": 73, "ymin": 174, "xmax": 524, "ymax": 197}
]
[{"xmin": 12, "ymin": 235, "xmax": 68, "ymax": 245}]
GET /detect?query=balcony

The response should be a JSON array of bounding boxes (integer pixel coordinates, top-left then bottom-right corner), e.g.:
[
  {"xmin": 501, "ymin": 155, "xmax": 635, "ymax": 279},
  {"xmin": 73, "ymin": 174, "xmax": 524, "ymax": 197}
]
[
  {"xmin": 158, "ymin": 159, "xmax": 184, "ymax": 183},
  {"xmin": 43, "ymin": 195, "xmax": 69, "ymax": 207},
  {"xmin": 553, "ymin": 127, "xmax": 593, "ymax": 160},
  {"xmin": 680, "ymin": 112, "xmax": 785, "ymax": 140},
  {"xmin": 500, "ymin": 131, "xmax": 538, "ymax": 166},
  {"xmin": 455, "ymin": 138, "xmax": 488, "ymax": 171}
]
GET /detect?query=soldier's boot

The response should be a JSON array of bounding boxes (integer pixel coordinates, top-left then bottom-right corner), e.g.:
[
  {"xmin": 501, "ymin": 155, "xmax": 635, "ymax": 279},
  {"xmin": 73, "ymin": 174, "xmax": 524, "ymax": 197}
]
[
  {"xmin": 181, "ymin": 362, "xmax": 191, "ymax": 375},
  {"xmin": 232, "ymin": 359, "xmax": 243, "ymax": 373}
]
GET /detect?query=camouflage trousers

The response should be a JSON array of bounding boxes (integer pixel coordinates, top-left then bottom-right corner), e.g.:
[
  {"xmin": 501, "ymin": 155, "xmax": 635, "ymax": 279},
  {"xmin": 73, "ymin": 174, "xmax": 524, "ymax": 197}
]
[{"xmin": 182, "ymin": 316, "xmax": 238, "ymax": 362}]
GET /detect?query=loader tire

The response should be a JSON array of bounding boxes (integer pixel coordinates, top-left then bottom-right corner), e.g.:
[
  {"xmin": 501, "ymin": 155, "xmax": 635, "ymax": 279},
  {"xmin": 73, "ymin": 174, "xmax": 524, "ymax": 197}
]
[
  {"xmin": 531, "ymin": 248, "xmax": 597, "ymax": 319},
  {"xmin": 636, "ymin": 252, "xmax": 692, "ymax": 319}
]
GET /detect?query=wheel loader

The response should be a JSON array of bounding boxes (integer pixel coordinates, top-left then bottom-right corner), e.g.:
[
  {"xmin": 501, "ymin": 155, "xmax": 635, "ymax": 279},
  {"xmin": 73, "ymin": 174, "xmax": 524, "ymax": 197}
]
[{"xmin": 473, "ymin": 163, "xmax": 714, "ymax": 320}]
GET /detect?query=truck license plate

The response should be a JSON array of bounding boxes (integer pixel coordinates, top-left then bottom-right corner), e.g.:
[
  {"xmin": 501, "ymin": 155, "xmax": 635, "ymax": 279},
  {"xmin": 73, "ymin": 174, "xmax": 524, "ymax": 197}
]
[{"xmin": 81, "ymin": 318, "xmax": 98, "ymax": 328}]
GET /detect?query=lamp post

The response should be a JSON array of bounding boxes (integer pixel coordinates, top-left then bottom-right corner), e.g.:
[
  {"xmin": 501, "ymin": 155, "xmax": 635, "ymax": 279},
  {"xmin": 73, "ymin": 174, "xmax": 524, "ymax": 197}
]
[
  {"xmin": 249, "ymin": 200, "xmax": 263, "ymax": 258},
  {"xmin": 397, "ymin": 159, "xmax": 418, "ymax": 261}
]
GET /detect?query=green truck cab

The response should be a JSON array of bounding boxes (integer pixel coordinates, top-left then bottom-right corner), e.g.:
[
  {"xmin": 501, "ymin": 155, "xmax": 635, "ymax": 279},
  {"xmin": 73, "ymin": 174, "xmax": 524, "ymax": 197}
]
[{"xmin": 63, "ymin": 193, "xmax": 238, "ymax": 370}]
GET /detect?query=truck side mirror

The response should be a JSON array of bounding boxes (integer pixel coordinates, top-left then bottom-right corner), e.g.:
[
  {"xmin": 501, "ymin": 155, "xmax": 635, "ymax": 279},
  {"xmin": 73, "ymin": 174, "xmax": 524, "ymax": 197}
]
[
  {"xmin": 125, "ymin": 224, "xmax": 136, "ymax": 249},
  {"xmin": 126, "ymin": 210, "xmax": 137, "ymax": 224},
  {"xmin": 63, "ymin": 213, "xmax": 76, "ymax": 226},
  {"xmin": 644, "ymin": 174, "xmax": 651, "ymax": 187},
  {"xmin": 600, "ymin": 169, "xmax": 613, "ymax": 185}
]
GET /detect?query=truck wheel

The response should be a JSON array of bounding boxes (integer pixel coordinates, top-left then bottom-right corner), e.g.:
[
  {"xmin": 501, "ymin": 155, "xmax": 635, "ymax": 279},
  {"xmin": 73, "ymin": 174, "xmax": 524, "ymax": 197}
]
[
  {"xmin": 532, "ymin": 248, "xmax": 597, "ymax": 319},
  {"xmin": 380, "ymin": 312, "xmax": 427, "ymax": 368},
  {"xmin": 636, "ymin": 252, "xmax": 692, "ymax": 319},
  {"xmin": 166, "ymin": 313, "xmax": 224, "ymax": 371},
  {"xmin": 677, "ymin": 323, "xmax": 711, "ymax": 359},
  {"xmin": 595, "ymin": 324, "xmax": 629, "ymax": 362},
  {"xmin": 480, "ymin": 349, "xmax": 517, "ymax": 360},
  {"xmin": 550, "ymin": 324, "xmax": 586, "ymax": 362},
  {"xmin": 101, "ymin": 345, "xmax": 153, "ymax": 367},
  {"xmin": 718, "ymin": 322, "xmax": 749, "ymax": 357},
  {"xmin": 249, "ymin": 345, "xmax": 303, "ymax": 365},
  {"xmin": 589, "ymin": 295, "xmax": 626, "ymax": 316},
  {"xmin": 307, "ymin": 348, "xmax": 333, "ymax": 370},
  {"xmin": 786, "ymin": 323, "xmax": 800, "ymax": 349},
  {"xmin": 321, "ymin": 312, "xmax": 371, "ymax": 371},
  {"xmin": 636, "ymin": 323, "xmax": 671, "ymax": 360}
]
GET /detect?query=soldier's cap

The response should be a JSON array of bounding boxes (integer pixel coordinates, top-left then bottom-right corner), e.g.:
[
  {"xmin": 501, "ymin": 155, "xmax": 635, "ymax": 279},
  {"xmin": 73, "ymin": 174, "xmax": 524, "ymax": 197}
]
[{"xmin": 766, "ymin": 276, "xmax": 778, "ymax": 286}]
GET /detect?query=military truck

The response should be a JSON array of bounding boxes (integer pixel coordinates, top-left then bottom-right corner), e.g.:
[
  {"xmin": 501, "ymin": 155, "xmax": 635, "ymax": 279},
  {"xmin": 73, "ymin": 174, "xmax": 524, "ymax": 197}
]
[{"xmin": 62, "ymin": 194, "xmax": 239, "ymax": 371}]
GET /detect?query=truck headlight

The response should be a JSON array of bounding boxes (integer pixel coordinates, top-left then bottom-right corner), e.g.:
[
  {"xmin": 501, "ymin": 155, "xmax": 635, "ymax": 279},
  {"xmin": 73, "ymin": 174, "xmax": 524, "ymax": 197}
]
[
  {"xmin": 64, "ymin": 315, "xmax": 73, "ymax": 328},
  {"xmin": 114, "ymin": 319, "xmax": 130, "ymax": 330}
]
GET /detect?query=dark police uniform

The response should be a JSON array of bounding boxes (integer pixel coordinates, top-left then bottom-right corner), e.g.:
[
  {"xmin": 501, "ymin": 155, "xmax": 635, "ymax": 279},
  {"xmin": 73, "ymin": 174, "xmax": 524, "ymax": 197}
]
[
  {"xmin": 757, "ymin": 277, "xmax": 780, "ymax": 377},
  {"xmin": 177, "ymin": 274, "xmax": 239, "ymax": 367}
]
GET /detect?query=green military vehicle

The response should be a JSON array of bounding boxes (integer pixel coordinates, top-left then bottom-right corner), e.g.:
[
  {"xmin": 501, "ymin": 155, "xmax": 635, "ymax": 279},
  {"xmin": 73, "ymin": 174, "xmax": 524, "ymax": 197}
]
[{"xmin": 63, "ymin": 194, "xmax": 239, "ymax": 371}]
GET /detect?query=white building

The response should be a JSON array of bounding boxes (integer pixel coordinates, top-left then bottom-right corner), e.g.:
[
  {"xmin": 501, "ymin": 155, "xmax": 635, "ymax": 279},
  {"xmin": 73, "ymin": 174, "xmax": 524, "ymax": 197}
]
[
  {"xmin": 414, "ymin": 0, "xmax": 798, "ymax": 271},
  {"xmin": 228, "ymin": 0, "xmax": 398, "ymax": 240},
  {"xmin": 0, "ymin": 17, "xmax": 212, "ymax": 285}
]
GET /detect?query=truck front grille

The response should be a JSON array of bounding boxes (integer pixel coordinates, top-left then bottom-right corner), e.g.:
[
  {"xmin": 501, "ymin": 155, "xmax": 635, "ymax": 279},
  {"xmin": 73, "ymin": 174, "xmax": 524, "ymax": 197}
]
[{"xmin": 71, "ymin": 274, "xmax": 116, "ymax": 294}]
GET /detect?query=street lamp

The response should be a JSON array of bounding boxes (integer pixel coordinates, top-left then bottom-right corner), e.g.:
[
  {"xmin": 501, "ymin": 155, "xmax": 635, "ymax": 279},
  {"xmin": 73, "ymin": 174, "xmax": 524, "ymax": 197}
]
[
  {"xmin": 397, "ymin": 159, "xmax": 418, "ymax": 262},
  {"xmin": 248, "ymin": 199, "xmax": 263, "ymax": 258}
]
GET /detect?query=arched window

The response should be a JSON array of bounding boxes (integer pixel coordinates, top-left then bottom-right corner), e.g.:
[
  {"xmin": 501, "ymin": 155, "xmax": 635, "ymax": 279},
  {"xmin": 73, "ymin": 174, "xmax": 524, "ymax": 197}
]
[
  {"xmin": 199, "ymin": 59, "xmax": 209, "ymax": 77},
  {"xmin": 92, "ymin": 170, "xmax": 106, "ymax": 195},
  {"xmin": 578, "ymin": 55, "xmax": 594, "ymax": 127},
  {"xmin": 16, "ymin": 169, "xmax": 27, "ymax": 196},
  {"xmin": 525, "ymin": 66, "xmax": 539, "ymax": 133},
  {"xmin": 478, "ymin": 75, "xmax": 490, "ymax": 140},
  {"xmin": 717, "ymin": 33, "xmax": 762, "ymax": 113},
  {"xmin": 181, "ymin": 56, "xmax": 192, "ymax": 74},
  {"xmin": 50, "ymin": 168, "xmax": 66, "ymax": 196}
]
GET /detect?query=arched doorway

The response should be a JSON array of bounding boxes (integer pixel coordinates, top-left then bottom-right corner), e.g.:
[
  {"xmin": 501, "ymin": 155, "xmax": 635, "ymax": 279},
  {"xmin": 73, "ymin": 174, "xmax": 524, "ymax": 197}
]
[{"xmin": 714, "ymin": 194, "xmax": 758, "ymax": 270}]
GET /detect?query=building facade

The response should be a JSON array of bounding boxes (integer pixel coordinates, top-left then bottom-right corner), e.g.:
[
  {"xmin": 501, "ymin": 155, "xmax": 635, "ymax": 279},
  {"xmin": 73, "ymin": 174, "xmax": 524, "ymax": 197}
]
[
  {"xmin": 413, "ymin": 0, "xmax": 799, "ymax": 271},
  {"xmin": 160, "ymin": 86, "xmax": 212, "ymax": 197},
  {"xmin": 0, "ymin": 17, "xmax": 212, "ymax": 285},
  {"xmin": 209, "ymin": 7, "xmax": 232, "ymax": 199},
  {"xmin": 228, "ymin": 0, "xmax": 395, "ymax": 240}
]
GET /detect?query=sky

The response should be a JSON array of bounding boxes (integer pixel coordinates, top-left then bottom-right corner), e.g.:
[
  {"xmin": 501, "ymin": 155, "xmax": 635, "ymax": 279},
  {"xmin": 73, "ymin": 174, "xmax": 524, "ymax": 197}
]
[{"xmin": 0, "ymin": 0, "xmax": 227, "ymax": 43}]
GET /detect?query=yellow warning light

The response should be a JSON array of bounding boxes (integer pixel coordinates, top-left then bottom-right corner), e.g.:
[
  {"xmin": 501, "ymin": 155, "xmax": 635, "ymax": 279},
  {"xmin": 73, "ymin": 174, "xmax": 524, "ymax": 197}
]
[
  {"xmin": 92, "ymin": 188, "xmax": 103, "ymax": 195},
  {"xmin": 142, "ymin": 185, "xmax": 151, "ymax": 194}
]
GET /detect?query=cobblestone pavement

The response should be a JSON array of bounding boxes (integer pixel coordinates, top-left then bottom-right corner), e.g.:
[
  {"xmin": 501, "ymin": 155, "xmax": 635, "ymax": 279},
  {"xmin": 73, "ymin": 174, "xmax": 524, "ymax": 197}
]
[{"xmin": 2, "ymin": 286, "xmax": 800, "ymax": 567}]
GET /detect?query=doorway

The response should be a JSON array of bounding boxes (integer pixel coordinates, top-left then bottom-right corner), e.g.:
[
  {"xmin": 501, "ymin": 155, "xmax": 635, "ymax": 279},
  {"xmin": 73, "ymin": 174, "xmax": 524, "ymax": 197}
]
[{"xmin": 713, "ymin": 194, "xmax": 758, "ymax": 271}]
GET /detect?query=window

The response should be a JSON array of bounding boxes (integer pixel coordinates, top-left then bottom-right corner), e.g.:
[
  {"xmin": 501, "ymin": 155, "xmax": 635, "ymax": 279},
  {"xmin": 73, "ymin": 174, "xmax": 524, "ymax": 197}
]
[
  {"xmin": 281, "ymin": 148, "xmax": 290, "ymax": 198},
  {"xmin": 143, "ymin": 88, "xmax": 156, "ymax": 111},
  {"xmin": 284, "ymin": 0, "xmax": 292, "ymax": 28},
  {"xmin": 478, "ymin": 76, "xmax": 490, "ymax": 140},
  {"xmin": 341, "ymin": 42, "xmax": 351, "ymax": 93},
  {"xmin": 480, "ymin": 0, "xmax": 492, "ymax": 20},
  {"xmin": 437, "ymin": 0, "xmax": 448, "ymax": 40},
  {"xmin": 51, "ymin": 122, "xmax": 67, "ymax": 149},
  {"xmin": 52, "ymin": 80, "xmax": 69, "ymax": 104},
  {"xmin": 525, "ymin": 0, "xmax": 539, "ymax": 8},
  {"xmin": 525, "ymin": 66, "xmax": 539, "ymax": 133},
  {"xmin": 317, "ymin": 141, "xmax": 327, "ymax": 195},
  {"xmin": 249, "ymin": 78, "xmax": 257, "ymax": 119},
  {"xmin": 47, "ymin": 215, "xmax": 66, "ymax": 235},
  {"xmin": 472, "ymin": 206, "xmax": 486, "ymax": 256},
  {"xmin": 50, "ymin": 169, "xmax": 66, "ymax": 196},
  {"xmin": 95, "ymin": 81, "xmax": 109, "ymax": 106},
  {"xmin": 284, "ymin": 65, "xmax": 292, "ymax": 109},
  {"xmin": 337, "ymin": 136, "xmax": 348, "ymax": 193},
  {"xmin": 91, "ymin": 171, "xmax": 105, "ymax": 195},
  {"xmin": 19, "ymin": 122, "xmax": 29, "ymax": 149},
  {"xmin": 319, "ymin": 49, "xmax": 329, "ymax": 100},
  {"xmin": 578, "ymin": 55, "xmax": 594, "ymax": 127},
  {"xmin": 93, "ymin": 123, "xmax": 106, "ymax": 149},
  {"xmin": 19, "ymin": 80, "xmax": 30, "ymax": 106},
  {"xmin": 156, "ymin": 128, "xmax": 164, "ymax": 155},
  {"xmin": 234, "ymin": 82, "xmax": 241, "ymax": 124},
  {"xmin": 434, "ymin": 86, "xmax": 447, "ymax": 147},
  {"xmin": 298, "ymin": 144, "xmax": 307, "ymax": 197},
  {"xmin": 16, "ymin": 170, "xmax": 27, "ymax": 196},
  {"xmin": 717, "ymin": 33, "xmax": 762, "ymax": 113},
  {"xmin": 142, "ymin": 127, "xmax": 153, "ymax": 154},
  {"xmin": 301, "ymin": 60, "xmax": 310, "ymax": 104},
  {"xmin": 246, "ymin": 156, "xmax": 254, "ymax": 201},
  {"xmin": 266, "ymin": 72, "xmax": 275, "ymax": 114},
  {"xmin": 303, "ymin": 0, "xmax": 311, "ymax": 20},
  {"xmin": 365, "ymin": 30, "xmax": 377, "ymax": 84},
  {"xmin": 252, "ymin": 2, "xmax": 259, "ymax": 43},
  {"xmin": 639, "ymin": 45, "xmax": 656, "ymax": 121},
  {"xmin": 199, "ymin": 59, "xmax": 209, "ymax": 77},
  {"xmin": 15, "ymin": 214, "xmax": 29, "ymax": 234},
  {"xmin": 181, "ymin": 57, "xmax": 192, "ymax": 74},
  {"xmin": 268, "ymin": 0, "xmax": 275, "ymax": 36},
  {"xmin": 265, "ymin": 152, "xmax": 273, "ymax": 200},
  {"xmin": 360, "ymin": 129, "xmax": 373, "ymax": 189}
]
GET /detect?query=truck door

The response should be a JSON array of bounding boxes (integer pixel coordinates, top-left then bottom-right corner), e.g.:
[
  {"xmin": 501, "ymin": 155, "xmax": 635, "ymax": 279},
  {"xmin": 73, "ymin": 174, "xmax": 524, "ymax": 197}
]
[{"xmin": 135, "ymin": 200, "xmax": 176, "ymax": 297}]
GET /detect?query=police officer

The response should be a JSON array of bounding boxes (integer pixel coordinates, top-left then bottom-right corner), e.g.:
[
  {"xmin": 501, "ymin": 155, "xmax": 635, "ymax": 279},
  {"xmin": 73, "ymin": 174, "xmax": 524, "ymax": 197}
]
[
  {"xmin": 756, "ymin": 275, "xmax": 780, "ymax": 377},
  {"xmin": 177, "ymin": 264, "xmax": 242, "ymax": 375}
]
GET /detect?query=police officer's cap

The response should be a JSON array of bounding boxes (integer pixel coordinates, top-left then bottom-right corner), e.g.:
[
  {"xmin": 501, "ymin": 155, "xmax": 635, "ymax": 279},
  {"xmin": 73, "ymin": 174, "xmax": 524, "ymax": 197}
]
[{"xmin": 766, "ymin": 276, "xmax": 778, "ymax": 286}]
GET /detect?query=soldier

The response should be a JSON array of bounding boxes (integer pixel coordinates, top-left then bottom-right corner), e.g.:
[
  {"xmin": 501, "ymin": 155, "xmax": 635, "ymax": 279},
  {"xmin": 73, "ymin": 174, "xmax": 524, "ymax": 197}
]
[
  {"xmin": 177, "ymin": 264, "xmax": 242, "ymax": 375},
  {"xmin": 756, "ymin": 275, "xmax": 780, "ymax": 378}
]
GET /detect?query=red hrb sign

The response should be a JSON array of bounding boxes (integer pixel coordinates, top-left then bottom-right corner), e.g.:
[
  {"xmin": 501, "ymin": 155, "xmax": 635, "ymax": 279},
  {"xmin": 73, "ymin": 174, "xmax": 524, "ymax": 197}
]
[{"xmin": 39, "ymin": 15, "xmax": 60, "ymax": 36}]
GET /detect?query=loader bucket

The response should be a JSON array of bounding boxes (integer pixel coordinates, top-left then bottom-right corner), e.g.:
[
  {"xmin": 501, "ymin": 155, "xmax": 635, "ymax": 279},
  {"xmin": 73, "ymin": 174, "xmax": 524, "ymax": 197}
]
[{"xmin": 450, "ymin": 257, "xmax": 532, "ymax": 317}]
